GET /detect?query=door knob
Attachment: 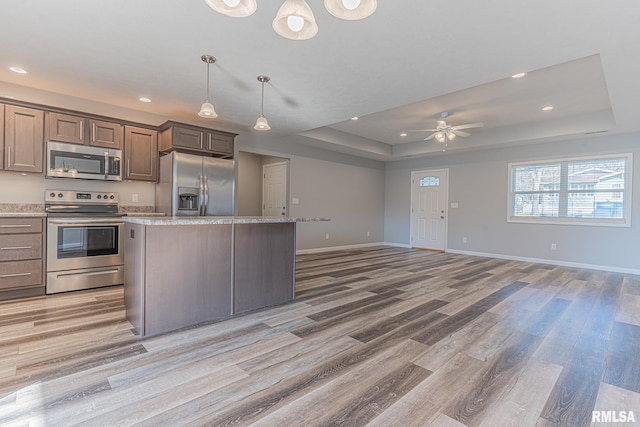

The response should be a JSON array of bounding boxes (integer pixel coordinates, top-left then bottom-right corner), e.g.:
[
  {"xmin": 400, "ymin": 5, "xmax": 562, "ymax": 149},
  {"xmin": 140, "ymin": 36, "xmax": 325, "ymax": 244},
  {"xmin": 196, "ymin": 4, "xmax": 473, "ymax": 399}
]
[{"xmin": 440, "ymin": 215, "xmax": 445, "ymax": 219}]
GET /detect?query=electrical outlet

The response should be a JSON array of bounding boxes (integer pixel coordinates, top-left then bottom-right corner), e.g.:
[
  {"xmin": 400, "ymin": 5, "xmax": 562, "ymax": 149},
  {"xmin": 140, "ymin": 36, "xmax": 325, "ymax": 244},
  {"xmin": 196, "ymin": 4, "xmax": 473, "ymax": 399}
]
[
  {"xmin": 551, "ymin": 243, "xmax": 557, "ymax": 250},
  {"xmin": 325, "ymin": 233, "xmax": 329, "ymax": 240},
  {"xmin": 367, "ymin": 231, "xmax": 370, "ymax": 237},
  {"xmin": 132, "ymin": 194, "xmax": 139, "ymax": 203},
  {"xmin": 463, "ymin": 237, "xmax": 467, "ymax": 243}
]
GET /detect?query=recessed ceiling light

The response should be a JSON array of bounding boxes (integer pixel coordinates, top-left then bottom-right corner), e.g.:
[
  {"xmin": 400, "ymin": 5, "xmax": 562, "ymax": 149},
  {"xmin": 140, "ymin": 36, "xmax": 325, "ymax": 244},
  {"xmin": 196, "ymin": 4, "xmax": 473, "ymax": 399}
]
[
  {"xmin": 351, "ymin": 116, "xmax": 359, "ymax": 120},
  {"xmin": 542, "ymin": 105, "xmax": 554, "ymax": 111},
  {"xmin": 511, "ymin": 72, "xmax": 526, "ymax": 79},
  {"xmin": 139, "ymin": 97, "xmax": 152, "ymax": 103},
  {"xmin": 9, "ymin": 66, "xmax": 28, "ymax": 74},
  {"xmin": 400, "ymin": 132, "xmax": 407, "ymax": 137}
]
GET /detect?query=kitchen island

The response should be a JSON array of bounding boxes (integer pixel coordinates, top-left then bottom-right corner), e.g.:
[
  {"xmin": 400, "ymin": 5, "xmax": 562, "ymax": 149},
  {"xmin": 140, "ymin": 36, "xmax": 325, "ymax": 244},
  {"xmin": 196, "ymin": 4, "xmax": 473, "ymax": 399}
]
[{"xmin": 122, "ymin": 216, "xmax": 327, "ymax": 336}]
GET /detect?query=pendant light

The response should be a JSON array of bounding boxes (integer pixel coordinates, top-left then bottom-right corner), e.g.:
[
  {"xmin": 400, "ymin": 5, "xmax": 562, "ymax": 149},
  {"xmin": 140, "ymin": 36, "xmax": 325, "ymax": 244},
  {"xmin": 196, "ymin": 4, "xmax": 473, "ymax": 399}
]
[
  {"xmin": 204, "ymin": 0, "xmax": 257, "ymax": 17},
  {"xmin": 272, "ymin": 0, "xmax": 318, "ymax": 41},
  {"xmin": 254, "ymin": 75, "xmax": 271, "ymax": 131},
  {"xmin": 324, "ymin": 0, "xmax": 377, "ymax": 20},
  {"xmin": 198, "ymin": 55, "xmax": 218, "ymax": 119}
]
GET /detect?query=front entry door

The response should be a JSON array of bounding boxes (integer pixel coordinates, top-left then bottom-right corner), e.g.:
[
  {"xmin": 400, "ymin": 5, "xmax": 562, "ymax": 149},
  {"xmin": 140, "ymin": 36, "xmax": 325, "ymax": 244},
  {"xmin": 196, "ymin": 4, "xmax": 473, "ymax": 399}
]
[
  {"xmin": 410, "ymin": 169, "xmax": 448, "ymax": 251},
  {"xmin": 263, "ymin": 162, "xmax": 288, "ymax": 216}
]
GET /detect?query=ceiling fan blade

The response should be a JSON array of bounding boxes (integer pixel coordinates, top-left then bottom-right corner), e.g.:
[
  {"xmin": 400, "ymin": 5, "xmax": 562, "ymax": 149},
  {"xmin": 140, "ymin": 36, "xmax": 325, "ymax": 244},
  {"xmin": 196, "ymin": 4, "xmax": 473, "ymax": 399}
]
[
  {"xmin": 424, "ymin": 133, "xmax": 437, "ymax": 141},
  {"xmin": 452, "ymin": 130, "xmax": 470, "ymax": 137},
  {"xmin": 406, "ymin": 128, "xmax": 439, "ymax": 132},
  {"xmin": 453, "ymin": 122, "xmax": 484, "ymax": 130}
]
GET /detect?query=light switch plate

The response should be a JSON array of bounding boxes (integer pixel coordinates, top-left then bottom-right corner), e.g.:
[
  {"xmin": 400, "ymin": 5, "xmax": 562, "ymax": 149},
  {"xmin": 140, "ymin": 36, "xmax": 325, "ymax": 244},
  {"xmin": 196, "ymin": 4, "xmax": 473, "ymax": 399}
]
[{"xmin": 451, "ymin": 202, "xmax": 459, "ymax": 208}]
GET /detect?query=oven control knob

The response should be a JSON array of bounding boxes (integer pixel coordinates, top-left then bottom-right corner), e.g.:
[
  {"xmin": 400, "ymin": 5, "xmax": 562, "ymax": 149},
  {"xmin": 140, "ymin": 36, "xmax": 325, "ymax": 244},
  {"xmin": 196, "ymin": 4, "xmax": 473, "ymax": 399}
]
[
  {"xmin": 110, "ymin": 195, "xmax": 115, "ymax": 199},
  {"xmin": 49, "ymin": 192, "xmax": 56, "ymax": 198},
  {"xmin": 57, "ymin": 193, "xmax": 63, "ymax": 198},
  {"xmin": 97, "ymin": 195, "xmax": 102, "ymax": 199},
  {"xmin": 104, "ymin": 194, "xmax": 109, "ymax": 199}
]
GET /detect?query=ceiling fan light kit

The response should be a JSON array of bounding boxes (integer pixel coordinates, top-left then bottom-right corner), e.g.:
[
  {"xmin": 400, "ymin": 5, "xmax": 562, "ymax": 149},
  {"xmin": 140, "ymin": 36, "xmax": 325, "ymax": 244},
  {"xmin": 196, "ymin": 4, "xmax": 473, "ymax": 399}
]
[
  {"xmin": 205, "ymin": 0, "xmax": 376, "ymax": 40},
  {"xmin": 204, "ymin": 0, "xmax": 257, "ymax": 17},
  {"xmin": 273, "ymin": 0, "xmax": 318, "ymax": 41},
  {"xmin": 324, "ymin": 0, "xmax": 377, "ymax": 20},
  {"xmin": 406, "ymin": 112, "xmax": 484, "ymax": 151}
]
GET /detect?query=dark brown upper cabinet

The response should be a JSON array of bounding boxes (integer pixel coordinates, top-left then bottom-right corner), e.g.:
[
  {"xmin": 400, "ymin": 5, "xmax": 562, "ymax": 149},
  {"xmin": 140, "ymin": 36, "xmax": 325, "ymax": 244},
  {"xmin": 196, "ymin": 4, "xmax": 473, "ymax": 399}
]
[
  {"xmin": 46, "ymin": 112, "xmax": 123, "ymax": 149},
  {"xmin": 159, "ymin": 121, "xmax": 236, "ymax": 158},
  {"xmin": 124, "ymin": 126, "xmax": 158, "ymax": 182},
  {"xmin": 3, "ymin": 105, "xmax": 44, "ymax": 174}
]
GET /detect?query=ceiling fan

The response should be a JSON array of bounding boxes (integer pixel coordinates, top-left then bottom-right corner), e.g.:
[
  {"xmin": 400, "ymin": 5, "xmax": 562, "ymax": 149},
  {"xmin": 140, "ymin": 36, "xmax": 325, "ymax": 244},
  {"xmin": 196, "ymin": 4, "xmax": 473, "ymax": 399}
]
[{"xmin": 408, "ymin": 112, "xmax": 484, "ymax": 146}]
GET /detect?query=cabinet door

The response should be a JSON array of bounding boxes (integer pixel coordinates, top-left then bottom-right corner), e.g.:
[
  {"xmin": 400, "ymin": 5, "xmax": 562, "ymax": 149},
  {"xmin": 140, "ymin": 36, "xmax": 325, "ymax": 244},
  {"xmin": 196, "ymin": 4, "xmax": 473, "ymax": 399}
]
[
  {"xmin": 125, "ymin": 126, "xmax": 158, "ymax": 182},
  {"xmin": 173, "ymin": 126, "xmax": 204, "ymax": 150},
  {"xmin": 89, "ymin": 119, "xmax": 123, "ymax": 149},
  {"xmin": 46, "ymin": 112, "xmax": 85, "ymax": 145},
  {"xmin": 0, "ymin": 104, "xmax": 4, "ymax": 169},
  {"xmin": 4, "ymin": 106, "xmax": 44, "ymax": 174},
  {"xmin": 207, "ymin": 131, "xmax": 234, "ymax": 155}
]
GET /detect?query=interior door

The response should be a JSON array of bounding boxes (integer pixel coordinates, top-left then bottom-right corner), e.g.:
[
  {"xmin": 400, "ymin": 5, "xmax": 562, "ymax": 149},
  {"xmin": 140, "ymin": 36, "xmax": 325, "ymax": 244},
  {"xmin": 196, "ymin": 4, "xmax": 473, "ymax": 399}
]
[
  {"xmin": 263, "ymin": 162, "xmax": 288, "ymax": 216},
  {"xmin": 410, "ymin": 169, "xmax": 448, "ymax": 251}
]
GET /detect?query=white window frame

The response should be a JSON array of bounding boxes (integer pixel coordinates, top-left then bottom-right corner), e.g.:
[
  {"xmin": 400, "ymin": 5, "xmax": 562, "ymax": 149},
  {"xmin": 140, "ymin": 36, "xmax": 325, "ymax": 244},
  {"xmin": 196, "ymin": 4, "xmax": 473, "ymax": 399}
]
[{"xmin": 507, "ymin": 153, "xmax": 633, "ymax": 227}]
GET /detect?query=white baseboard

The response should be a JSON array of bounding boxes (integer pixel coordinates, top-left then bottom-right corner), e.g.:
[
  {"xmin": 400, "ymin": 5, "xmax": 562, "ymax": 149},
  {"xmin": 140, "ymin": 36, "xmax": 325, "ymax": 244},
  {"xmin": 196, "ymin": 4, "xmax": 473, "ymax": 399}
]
[
  {"xmin": 296, "ymin": 242, "xmax": 388, "ymax": 255},
  {"xmin": 446, "ymin": 248, "xmax": 640, "ymax": 276}
]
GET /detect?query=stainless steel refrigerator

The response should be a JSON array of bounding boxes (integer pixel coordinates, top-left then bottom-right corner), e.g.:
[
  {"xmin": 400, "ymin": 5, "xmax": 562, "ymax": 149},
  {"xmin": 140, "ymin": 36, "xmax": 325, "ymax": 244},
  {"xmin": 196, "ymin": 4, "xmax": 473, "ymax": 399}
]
[{"xmin": 156, "ymin": 152, "xmax": 234, "ymax": 216}]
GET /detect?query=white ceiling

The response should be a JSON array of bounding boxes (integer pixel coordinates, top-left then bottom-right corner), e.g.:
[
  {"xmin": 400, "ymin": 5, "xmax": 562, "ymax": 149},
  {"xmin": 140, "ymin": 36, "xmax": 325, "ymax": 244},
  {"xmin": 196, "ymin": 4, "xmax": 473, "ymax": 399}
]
[{"xmin": 1, "ymin": 0, "xmax": 639, "ymax": 161}]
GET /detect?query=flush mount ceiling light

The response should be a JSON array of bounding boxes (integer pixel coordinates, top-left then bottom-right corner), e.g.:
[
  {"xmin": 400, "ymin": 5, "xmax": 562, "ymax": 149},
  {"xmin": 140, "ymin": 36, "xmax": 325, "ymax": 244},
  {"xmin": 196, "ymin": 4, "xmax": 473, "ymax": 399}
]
[
  {"xmin": 542, "ymin": 105, "xmax": 554, "ymax": 111},
  {"xmin": 204, "ymin": 0, "xmax": 257, "ymax": 17},
  {"xmin": 511, "ymin": 72, "xmax": 527, "ymax": 79},
  {"xmin": 254, "ymin": 75, "xmax": 271, "ymax": 131},
  {"xmin": 324, "ymin": 0, "xmax": 377, "ymax": 20},
  {"xmin": 198, "ymin": 55, "xmax": 218, "ymax": 119},
  {"xmin": 205, "ymin": 0, "xmax": 376, "ymax": 41},
  {"xmin": 273, "ymin": 0, "xmax": 318, "ymax": 40}
]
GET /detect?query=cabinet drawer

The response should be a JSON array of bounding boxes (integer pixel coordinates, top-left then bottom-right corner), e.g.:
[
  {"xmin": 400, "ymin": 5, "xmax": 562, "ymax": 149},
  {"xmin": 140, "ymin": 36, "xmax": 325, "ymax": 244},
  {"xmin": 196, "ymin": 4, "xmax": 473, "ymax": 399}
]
[
  {"xmin": 0, "ymin": 218, "xmax": 43, "ymax": 234},
  {"xmin": 0, "ymin": 260, "xmax": 42, "ymax": 290},
  {"xmin": 0, "ymin": 234, "xmax": 42, "ymax": 261}
]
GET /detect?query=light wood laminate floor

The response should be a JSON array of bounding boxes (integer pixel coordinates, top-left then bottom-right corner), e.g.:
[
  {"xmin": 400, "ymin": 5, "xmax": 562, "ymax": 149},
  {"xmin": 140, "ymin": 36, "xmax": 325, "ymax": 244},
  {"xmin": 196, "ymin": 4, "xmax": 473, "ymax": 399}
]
[{"xmin": 1, "ymin": 247, "xmax": 639, "ymax": 426}]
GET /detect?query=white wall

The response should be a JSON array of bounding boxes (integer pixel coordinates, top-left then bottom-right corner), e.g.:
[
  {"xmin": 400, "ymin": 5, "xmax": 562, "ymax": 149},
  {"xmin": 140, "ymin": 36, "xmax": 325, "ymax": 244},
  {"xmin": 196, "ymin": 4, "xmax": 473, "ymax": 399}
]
[
  {"xmin": 385, "ymin": 132, "xmax": 640, "ymax": 272},
  {"xmin": 237, "ymin": 133, "xmax": 386, "ymax": 251}
]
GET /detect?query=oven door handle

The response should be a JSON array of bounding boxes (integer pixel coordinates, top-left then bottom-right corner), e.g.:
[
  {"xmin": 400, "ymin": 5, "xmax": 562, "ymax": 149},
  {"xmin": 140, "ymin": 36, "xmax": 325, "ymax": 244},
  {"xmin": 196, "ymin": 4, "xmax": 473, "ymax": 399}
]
[{"xmin": 48, "ymin": 219, "xmax": 124, "ymax": 225}]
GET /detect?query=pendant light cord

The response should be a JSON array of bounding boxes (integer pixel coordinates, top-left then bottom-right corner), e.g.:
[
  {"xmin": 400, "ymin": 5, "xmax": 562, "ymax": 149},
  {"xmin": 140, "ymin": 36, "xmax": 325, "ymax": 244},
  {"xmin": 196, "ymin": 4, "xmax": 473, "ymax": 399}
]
[
  {"xmin": 260, "ymin": 80, "xmax": 265, "ymax": 115},
  {"xmin": 206, "ymin": 61, "xmax": 211, "ymax": 101}
]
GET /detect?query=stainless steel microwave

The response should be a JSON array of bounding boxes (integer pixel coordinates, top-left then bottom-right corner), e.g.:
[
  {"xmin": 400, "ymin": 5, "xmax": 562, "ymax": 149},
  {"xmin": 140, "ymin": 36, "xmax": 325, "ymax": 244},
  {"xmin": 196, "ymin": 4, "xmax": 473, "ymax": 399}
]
[{"xmin": 46, "ymin": 141, "xmax": 122, "ymax": 181}]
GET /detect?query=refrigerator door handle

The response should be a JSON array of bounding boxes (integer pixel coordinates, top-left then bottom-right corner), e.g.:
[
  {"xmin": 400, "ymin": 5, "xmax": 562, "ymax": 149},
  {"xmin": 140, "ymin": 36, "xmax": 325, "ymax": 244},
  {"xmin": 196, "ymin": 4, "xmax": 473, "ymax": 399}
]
[
  {"xmin": 198, "ymin": 175, "xmax": 205, "ymax": 216},
  {"xmin": 203, "ymin": 175, "xmax": 210, "ymax": 216}
]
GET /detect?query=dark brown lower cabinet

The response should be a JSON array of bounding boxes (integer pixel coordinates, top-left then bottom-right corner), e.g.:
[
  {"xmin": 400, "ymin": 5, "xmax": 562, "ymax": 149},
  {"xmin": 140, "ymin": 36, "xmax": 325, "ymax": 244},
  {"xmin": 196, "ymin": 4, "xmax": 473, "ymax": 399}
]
[
  {"xmin": 124, "ymin": 221, "xmax": 297, "ymax": 337},
  {"xmin": 233, "ymin": 223, "xmax": 295, "ymax": 314}
]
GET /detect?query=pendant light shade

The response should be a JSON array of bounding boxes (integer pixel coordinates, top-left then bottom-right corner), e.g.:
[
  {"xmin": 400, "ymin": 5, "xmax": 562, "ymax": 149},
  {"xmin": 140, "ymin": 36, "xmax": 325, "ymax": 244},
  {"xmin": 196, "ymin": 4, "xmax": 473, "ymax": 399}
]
[
  {"xmin": 198, "ymin": 55, "xmax": 218, "ymax": 119},
  {"xmin": 254, "ymin": 75, "xmax": 271, "ymax": 131},
  {"xmin": 204, "ymin": 0, "xmax": 257, "ymax": 17},
  {"xmin": 254, "ymin": 115, "xmax": 271, "ymax": 131},
  {"xmin": 272, "ymin": 0, "xmax": 318, "ymax": 40},
  {"xmin": 324, "ymin": 0, "xmax": 377, "ymax": 20}
]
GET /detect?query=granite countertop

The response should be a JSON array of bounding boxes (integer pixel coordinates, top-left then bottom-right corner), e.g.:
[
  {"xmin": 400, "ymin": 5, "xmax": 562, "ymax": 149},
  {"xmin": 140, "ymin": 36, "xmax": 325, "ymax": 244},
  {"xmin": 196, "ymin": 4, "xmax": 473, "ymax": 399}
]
[{"xmin": 122, "ymin": 216, "xmax": 330, "ymax": 225}]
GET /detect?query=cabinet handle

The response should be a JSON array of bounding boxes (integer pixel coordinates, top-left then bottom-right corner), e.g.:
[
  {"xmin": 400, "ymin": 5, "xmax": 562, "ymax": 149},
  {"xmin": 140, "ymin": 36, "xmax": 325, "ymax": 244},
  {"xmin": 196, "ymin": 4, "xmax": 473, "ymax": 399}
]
[
  {"xmin": 127, "ymin": 160, "xmax": 131, "ymax": 177},
  {"xmin": 1, "ymin": 246, "xmax": 32, "ymax": 250},
  {"xmin": 0, "ymin": 224, "xmax": 32, "ymax": 228},
  {"xmin": 80, "ymin": 120, "xmax": 84, "ymax": 139},
  {"xmin": 208, "ymin": 134, "xmax": 212, "ymax": 150},
  {"xmin": 92, "ymin": 122, "xmax": 96, "ymax": 141},
  {"xmin": 200, "ymin": 132, "xmax": 204, "ymax": 149},
  {"xmin": 7, "ymin": 146, "xmax": 11, "ymax": 168},
  {"xmin": 1, "ymin": 272, "xmax": 32, "ymax": 278}
]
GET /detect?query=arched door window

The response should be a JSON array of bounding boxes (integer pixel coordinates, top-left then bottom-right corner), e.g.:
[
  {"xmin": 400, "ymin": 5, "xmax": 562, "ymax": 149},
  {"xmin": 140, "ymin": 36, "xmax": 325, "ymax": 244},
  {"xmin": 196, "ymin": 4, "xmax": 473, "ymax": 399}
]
[{"xmin": 419, "ymin": 176, "xmax": 440, "ymax": 187}]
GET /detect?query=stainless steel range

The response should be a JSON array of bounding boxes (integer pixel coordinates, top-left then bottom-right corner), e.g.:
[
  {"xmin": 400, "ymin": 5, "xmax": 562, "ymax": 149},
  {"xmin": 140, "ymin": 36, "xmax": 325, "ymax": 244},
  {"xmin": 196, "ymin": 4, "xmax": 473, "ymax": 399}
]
[{"xmin": 45, "ymin": 190, "xmax": 124, "ymax": 294}]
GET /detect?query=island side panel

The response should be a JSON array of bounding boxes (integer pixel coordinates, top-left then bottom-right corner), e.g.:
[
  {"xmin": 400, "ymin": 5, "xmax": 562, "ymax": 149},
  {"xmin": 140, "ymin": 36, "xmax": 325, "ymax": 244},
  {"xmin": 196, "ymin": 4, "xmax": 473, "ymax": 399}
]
[
  {"xmin": 144, "ymin": 224, "xmax": 232, "ymax": 336},
  {"xmin": 124, "ymin": 222, "xmax": 146, "ymax": 336},
  {"xmin": 233, "ymin": 222, "xmax": 295, "ymax": 314}
]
